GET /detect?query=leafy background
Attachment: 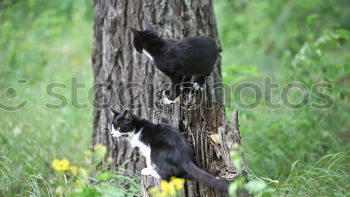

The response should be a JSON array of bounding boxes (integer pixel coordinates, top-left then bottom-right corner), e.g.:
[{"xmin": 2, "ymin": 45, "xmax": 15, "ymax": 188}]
[{"xmin": 0, "ymin": 0, "xmax": 349, "ymax": 196}]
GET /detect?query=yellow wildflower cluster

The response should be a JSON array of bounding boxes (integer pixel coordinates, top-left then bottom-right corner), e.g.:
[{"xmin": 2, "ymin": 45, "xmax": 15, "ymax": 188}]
[
  {"xmin": 148, "ymin": 177, "xmax": 185, "ymax": 197},
  {"xmin": 51, "ymin": 158, "xmax": 78, "ymax": 175}
]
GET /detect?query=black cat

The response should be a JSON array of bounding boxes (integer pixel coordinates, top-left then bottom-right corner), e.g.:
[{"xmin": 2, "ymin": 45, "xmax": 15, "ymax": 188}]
[
  {"xmin": 130, "ymin": 24, "xmax": 218, "ymax": 102},
  {"xmin": 110, "ymin": 109, "xmax": 228, "ymax": 192}
]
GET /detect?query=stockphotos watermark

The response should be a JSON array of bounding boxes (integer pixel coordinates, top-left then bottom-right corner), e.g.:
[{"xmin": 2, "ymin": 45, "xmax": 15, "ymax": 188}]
[{"xmin": 0, "ymin": 77, "xmax": 334, "ymax": 112}]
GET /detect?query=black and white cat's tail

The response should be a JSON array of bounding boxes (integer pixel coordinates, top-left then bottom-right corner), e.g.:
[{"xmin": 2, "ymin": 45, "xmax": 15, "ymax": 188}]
[{"xmin": 184, "ymin": 162, "xmax": 229, "ymax": 192}]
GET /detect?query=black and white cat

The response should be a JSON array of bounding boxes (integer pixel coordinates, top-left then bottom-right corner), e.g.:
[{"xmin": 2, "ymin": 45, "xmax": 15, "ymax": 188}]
[
  {"xmin": 130, "ymin": 24, "xmax": 218, "ymax": 102},
  {"xmin": 110, "ymin": 109, "xmax": 228, "ymax": 192}
]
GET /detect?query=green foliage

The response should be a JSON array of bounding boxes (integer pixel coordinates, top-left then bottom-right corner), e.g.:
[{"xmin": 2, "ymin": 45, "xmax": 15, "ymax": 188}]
[
  {"xmin": 229, "ymin": 144, "xmax": 272, "ymax": 197},
  {"xmin": 0, "ymin": 0, "xmax": 93, "ymax": 87},
  {"xmin": 49, "ymin": 145, "xmax": 139, "ymax": 197},
  {"xmin": 0, "ymin": 0, "xmax": 139, "ymax": 196},
  {"xmin": 69, "ymin": 187, "xmax": 101, "ymax": 197},
  {"xmin": 216, "ymin": 0, "xmax": 350, "ymax": 196}
]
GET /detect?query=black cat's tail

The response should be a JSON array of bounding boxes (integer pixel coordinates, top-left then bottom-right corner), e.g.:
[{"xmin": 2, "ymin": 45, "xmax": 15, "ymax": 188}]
[{"xmin": 183, "ymin": 162, "xmax": 229, "ymax": 192}]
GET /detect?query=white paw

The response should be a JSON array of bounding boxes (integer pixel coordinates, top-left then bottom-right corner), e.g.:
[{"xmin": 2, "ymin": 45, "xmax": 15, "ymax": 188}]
[
  {"xmin": 141, "ymin": 168, "xmax": 161, "ymax": 178},
  {"xmin": 193, "ymin": 82, "xmax": 201, "ymax": 91},
  {"xmin": 162, "ymin": 97, "xmax": 175, "ymax": 105},
  {"xmin": 162, "ymin": 96, "xmax": 180, "ymax": 105},
  {"xmin": 141, "ymin": 168, "xmax": 152, "ymax": 176},
  {"xmin": 150, "ymin": 171, "xmax": 161, "ymax": 179}
]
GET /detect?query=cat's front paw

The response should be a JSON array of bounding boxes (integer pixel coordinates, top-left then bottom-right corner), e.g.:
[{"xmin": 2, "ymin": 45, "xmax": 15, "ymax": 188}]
[
  {"xmin": 162, "ymin": 97, "xmax": 175, "ymax": 105},
  {"xmin": 162, "ymin": 96, "xmax": 180, "ymax": 105},
  {"xmin": 193, "ymin": 82, "xmax": 203, "ymax": 91},
  {"xmin": 160, "ymin": 89, "xmax": 180, "ymax": 105},
  {"xmin": 141, "ymin": 168, "xmax": 152, "ymax": 176},
  {"xmin": 141, "ymin": 168, "xmax": 161, "ymax": 178}
]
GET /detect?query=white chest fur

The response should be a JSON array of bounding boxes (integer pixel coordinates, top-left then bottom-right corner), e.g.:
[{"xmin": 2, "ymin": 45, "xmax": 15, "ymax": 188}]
[
  {"xmin": 130, "ymin": 130, "xmax": 152, "ymax": 167},
  {"xmin": 143, "ymin": 49, "xmax": 153, "ymax": 62}
]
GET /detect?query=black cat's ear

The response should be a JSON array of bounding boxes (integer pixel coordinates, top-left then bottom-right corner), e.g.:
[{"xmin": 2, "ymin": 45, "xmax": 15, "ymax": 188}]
[
  {"xmin": 123, "ymin": 110, "xmax": 133, "ymax": 123},
  {"xmin": 145, "ymin": 23, "xmax": 155, "ymax": 32},
  {"xmin": 111, "ymin": 108, "xmax": 120, "ymax": 116},
  {"xmin": 130, "ymin": 27, "xmax": 141, "ymax": 37}
]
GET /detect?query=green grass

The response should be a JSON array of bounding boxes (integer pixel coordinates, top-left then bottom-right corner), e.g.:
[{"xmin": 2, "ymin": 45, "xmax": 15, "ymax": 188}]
[
  {"xmin": 0, "ymin": 21, "xmax": 93, "ymax": 197},
  {"xmin": 215, "ymin": 0, "xmax": 350, "ymax": 196},
  {"xmin": 0, "ymin": 1, "xmax": 140, "ymax": 196},
  {"xmin": 1, "ymin": 0, "xmax": 350, "ymax": 196},
  {"xmin": 237, "ymin": 106, "xmax": 350, "ymax": 196},
  {"xmin": 0, "ymin": 1, "xmax": 101, "ymax": 196}
]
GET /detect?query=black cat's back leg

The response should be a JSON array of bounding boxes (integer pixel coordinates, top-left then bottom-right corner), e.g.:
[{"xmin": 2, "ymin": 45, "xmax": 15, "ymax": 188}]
[
  {"xmin": 152, "ymin": 151, "xmax": 176, "ymax": 180},
  {"xmin": 168, "ymin": 75, "xmax": 183, "ymax": 100}
]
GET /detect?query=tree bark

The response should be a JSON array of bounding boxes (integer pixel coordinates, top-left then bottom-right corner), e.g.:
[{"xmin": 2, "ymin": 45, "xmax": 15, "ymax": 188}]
[{"xmin": 91, "ymin": 0, "xmax": 247, "ymax": 196}]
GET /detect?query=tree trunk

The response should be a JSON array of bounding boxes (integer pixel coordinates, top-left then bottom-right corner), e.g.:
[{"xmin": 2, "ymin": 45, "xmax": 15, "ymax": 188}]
[{"xmin": 91, "ymin": 0, "xmax": 248, "ymax": 196}]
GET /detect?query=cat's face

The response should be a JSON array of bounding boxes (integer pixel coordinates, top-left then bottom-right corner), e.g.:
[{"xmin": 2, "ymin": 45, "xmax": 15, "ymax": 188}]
[
  {"xmin": 130, "ymin": 24, "xmax": 158, "ymax": 53},
  {"xmin": 110, "ymin": 109, "xmax": 136, "ymax": 138}
]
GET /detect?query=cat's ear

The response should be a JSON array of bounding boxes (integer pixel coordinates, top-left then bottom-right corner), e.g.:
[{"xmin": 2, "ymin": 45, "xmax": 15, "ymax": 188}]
[
  {"xmin": 130, "ymin": 27, "xmax": 141, "ymax": 37},
  {"xmin": 110, "ymin": 108, "xmax": 120, "ymax": 116},
  {"xmin": 145, "ymin": 23, "xmax": 155, "ymax": 32},
  {"xmin": 123, "ymin": 110, "xmax": 133, "ymax": 123}
]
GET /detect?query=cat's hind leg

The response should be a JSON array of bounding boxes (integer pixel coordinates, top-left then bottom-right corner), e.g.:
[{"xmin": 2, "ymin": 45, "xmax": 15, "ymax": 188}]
[{"xmin": 167, "ymin": 75, "xmax": 183, "ymax": 100}]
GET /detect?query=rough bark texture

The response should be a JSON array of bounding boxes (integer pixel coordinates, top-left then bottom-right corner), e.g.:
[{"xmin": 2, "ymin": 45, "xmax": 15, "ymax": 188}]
[{"xmin": 92, "ymin": 0, "xmax": 247, "ymax": 196}]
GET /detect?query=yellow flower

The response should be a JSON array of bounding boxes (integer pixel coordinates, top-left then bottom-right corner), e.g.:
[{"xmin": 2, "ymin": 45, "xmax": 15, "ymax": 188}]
[
  {"xmin": 148, "ymin": 186, "xmax": 160, "ymax": 195},
  {"xmin": 171, "ymin": 177, "xmax": 185, "ymax": 190},
  {"xmin": 155, "ymin": 192, "xmax": 167, "ymax": 197},
  {"xmin": 168, "ymin": 185, "xmax": 176, "ymax": 195},
  {"xmin": 67, "ymin": 165, "xmax": 78, "ymax": 175},
  {"xmin": 148, "ymin": 185, "xmax": 167, "ymax": 197},
  {"xmin": 148, "ymin": 178, "xmax": 185, "ymax": 197},
  {"xmin": 160, "ymin": 181, "xmax": 170, "ymax": 192},
  {"xmin": 51, "ymin": 158, "xmax": 79, "ymax": 175},
  {"xmin": 51, "ymin": 159, "xmax": 70, "ymax": 171},
  {"xmin": 160, "ymin": 181, "xmax": 175, "ymax": 196}
]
